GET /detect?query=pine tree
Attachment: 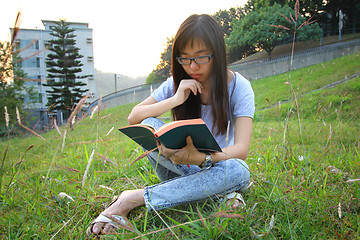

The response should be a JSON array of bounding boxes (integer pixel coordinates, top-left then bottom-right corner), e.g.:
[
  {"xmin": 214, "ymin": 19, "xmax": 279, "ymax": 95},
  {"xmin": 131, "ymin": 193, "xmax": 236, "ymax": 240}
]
[{"xmin": 43, "ymin": 20, "xmax": 88, "ymax": 120}]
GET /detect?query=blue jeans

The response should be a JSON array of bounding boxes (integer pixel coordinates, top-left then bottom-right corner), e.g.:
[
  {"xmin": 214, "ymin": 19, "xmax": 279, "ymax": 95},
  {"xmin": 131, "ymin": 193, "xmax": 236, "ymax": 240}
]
[{"xmin": 141, "ymin": 118, "xmax": 250, "ymax": 211}]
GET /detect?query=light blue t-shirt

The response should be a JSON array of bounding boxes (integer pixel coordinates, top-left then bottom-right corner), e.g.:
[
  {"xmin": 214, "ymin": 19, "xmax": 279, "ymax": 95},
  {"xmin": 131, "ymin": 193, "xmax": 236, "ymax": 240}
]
[{"xmin": 151, "ymin": 72, "xmax": 255, "ymax": 149}]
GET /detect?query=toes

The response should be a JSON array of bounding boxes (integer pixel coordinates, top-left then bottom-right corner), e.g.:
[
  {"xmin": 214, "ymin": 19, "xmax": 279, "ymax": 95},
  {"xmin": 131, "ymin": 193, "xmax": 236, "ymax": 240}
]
[
  {"xmin": 226, "ymin": 198, "xmax": 240, "ymax": 210},
  {"xmin": 102, "ymin": 223, "xmax": 116, "ymax": 234},
  {"xmin": 92, "ymin": 222, "xmax": 104, "ymax": 235}
]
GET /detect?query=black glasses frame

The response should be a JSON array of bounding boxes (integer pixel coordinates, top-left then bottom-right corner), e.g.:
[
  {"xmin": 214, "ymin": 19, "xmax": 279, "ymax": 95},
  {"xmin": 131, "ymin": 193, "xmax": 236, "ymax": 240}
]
[{"xmin": 176, "ymin": 53, "xmax": 214, "ymax": 65}]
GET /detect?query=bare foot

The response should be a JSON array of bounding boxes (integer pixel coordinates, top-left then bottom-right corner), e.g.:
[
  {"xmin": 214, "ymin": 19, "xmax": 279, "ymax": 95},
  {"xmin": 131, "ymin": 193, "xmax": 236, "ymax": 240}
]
[
  {"xmin": 226, "ymin": 198, "xmax": 242, "ymax": 210},
  {"xmin": 224, "ymin": 192, "xmax": 245, "ymax": 210},
  {"xmin": 91, "ymin": 189, "xmax": 145, "ymax": 235}
]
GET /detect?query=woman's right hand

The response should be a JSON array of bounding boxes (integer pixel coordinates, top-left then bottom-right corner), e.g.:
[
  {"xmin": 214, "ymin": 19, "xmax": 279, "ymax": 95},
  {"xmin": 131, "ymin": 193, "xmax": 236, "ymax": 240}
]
[{"xmin": 171, "ymin": 79, "xmax": 203, "ymax": 106}]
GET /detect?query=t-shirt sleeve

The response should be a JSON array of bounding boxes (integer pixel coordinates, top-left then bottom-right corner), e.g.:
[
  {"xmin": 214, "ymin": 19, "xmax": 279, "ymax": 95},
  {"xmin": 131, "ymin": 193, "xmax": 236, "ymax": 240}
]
[
  {"xmin": 231, "ymin": 73, "xmax": 255, "ymax": 118},
  {"xmin": 151, "ymin": 77, "xmax": 175, "ymax": 102}
]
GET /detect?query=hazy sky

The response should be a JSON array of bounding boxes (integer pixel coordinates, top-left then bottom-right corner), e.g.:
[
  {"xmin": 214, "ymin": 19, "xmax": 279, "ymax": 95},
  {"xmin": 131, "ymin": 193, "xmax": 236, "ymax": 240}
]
[{"xmin": 1, "ymin": 0, "xmax": 247, "ymax": 78}]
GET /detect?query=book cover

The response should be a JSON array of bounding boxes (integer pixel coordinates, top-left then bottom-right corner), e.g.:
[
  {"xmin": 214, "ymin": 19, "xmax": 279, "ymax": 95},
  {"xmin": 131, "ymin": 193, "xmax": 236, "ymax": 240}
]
[{"xmin": 118, "ymin": 118, "xmax": 222, "ymax": 152}]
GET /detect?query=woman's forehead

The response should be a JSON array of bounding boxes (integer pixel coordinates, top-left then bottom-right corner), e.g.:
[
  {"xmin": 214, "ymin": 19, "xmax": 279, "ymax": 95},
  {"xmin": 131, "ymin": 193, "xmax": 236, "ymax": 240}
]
[{"xmin": 182, "ymin": 38, "xmax": 209, "ymax": 52}]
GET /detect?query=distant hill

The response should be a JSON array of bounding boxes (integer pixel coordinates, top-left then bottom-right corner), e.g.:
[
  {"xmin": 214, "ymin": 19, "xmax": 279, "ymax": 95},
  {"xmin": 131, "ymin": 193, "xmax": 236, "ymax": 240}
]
[
  {"xmin": 232, "ymin": 33, "xmax": 360, "ymax": 65},
  {"xmin": 94, "ymin": 69, "xmax": 146, "ymax": 97}
]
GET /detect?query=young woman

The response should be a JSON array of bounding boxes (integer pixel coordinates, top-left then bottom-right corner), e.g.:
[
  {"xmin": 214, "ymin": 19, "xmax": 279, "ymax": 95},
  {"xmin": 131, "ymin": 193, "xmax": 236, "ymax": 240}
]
[{"xmin": 87, "ymin": 14, "xmax": 255, "ymax": 236}]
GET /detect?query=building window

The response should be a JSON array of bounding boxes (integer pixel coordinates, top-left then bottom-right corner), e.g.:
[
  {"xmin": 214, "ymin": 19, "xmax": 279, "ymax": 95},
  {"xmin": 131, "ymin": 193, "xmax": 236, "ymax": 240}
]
[
  {"xmin": 86, "ymin": 38, "xmax": 93, "ymax": 43},
  {"xmin": 37, "ymin": 75, "xmax": 42, "ymax": 86},
  {"xmin": 88, "ymin": 75, "xmax": 94, "ymax": 80},
  {"xmin": 36, "ymin": 57, "xmax": 40, "ymax": 68},
  {"xmin": 87, "ymin": 56, "xmax": 93, "ymax": 61},
  {"xmin": 38, "ymin": 93, "xmax": 43, "ymax": 103},
  {"xmin": 44, "ymin": 40, "xmax": 51, "ymax": 50},
  {"xmin": 35, "ymin": 40, "xmax": 39, "ymax": 50}
]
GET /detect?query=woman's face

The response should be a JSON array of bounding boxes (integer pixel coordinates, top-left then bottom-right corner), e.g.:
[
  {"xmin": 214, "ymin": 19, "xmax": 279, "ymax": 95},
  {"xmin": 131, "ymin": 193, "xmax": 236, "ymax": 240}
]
[{"xmin": 178, "ymin": 39, "xmax": 213, "ymax": 85}]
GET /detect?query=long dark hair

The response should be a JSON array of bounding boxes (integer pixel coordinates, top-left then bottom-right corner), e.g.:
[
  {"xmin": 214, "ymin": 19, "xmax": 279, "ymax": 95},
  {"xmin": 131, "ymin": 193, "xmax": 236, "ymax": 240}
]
[{"xmin": 171, "ymin": 14, "xmax": 229, "ymax": 134}]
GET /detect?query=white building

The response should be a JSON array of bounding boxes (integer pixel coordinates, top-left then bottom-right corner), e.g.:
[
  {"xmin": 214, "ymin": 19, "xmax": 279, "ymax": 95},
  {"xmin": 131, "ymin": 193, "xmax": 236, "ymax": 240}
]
[{"xmin": 11, "ymin": 20, "xmax": 96, "ymax": 126}]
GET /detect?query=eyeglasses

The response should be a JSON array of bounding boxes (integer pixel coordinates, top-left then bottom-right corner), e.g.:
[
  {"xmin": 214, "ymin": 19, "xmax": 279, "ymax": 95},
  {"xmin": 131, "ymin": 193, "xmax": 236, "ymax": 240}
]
[{"xmin": 176, "ymin": 53, "xmax": 214, "ymax": 65}]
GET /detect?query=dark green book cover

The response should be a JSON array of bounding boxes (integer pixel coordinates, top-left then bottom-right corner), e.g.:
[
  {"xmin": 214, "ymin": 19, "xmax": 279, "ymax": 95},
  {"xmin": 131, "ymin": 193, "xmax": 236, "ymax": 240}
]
[{"xmin": 118, "ymin": 119, "xmax": 222, "ymax": 152}]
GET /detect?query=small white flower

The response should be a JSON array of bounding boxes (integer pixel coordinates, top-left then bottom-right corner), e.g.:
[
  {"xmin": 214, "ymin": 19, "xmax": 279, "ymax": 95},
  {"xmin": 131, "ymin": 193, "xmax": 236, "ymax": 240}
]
[
  {"xmin": 106, "ymin": 127, "xmax": 114, "ymax": 136},
  {"xmin": 298, "ymin": 155, "xmax": 304, "ymax": 161},
  {"xmin": 71, "ymin": 115, "xmax": 76, "ymax": 125},
  {"xmin": 99, "ymin": 185, "xmax": 115, "ymax": 192},
  {"xmin": 4, "ymin": 106, "xmax": 9, "ymax": 127},
  {"xmin": 90, "ymin": 106, "xmax": 98, "ymax": 119},
  {"xmin": 59, "ymin": 192, "xmax": 75, "ymax": 202},
  {"xmin": 16, "ymin": 107, "xmax": 21, "ymax": 124}
]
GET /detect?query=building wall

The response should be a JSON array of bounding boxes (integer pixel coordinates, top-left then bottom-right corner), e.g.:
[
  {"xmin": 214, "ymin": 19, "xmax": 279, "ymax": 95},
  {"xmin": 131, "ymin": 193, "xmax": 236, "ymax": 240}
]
[{"xmin": 12, "ymin": 20, "xmax": 96, "ymax": 117}]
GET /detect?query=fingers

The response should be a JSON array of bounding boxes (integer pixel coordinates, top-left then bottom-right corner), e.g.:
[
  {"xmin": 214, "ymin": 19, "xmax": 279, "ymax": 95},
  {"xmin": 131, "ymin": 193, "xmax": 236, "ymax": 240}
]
[
  {"xmin": 186, "ymin": 135, "xmax": 194, "ymax": 146},
  {"xmin": 179, "ymin": 79, "xmax": 203, "ymax": 95}
]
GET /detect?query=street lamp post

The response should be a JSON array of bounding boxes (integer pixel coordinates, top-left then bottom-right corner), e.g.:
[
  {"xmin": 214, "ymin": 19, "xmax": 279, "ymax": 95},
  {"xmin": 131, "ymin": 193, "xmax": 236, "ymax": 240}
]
[{"xmin": 114, "ymin": 73, "xmax": 117, "ymax": 92}]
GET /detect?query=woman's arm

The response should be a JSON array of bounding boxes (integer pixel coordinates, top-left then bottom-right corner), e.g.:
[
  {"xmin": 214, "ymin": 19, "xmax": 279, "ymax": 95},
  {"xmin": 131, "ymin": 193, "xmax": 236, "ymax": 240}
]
[
  {"xmin": 128, "ymin": 79, "xmax": 203, "ymax": 125},
  {"xmin": 127, "ymin": 96, "xmax": 176, "ymax": 125},
  {"xmin": 161, "ymin": 116, "xmax": 253, "ymax": 165},
  {"xmin": 213, "ymin": 116, "xmax": 252, "ymax": 161}
]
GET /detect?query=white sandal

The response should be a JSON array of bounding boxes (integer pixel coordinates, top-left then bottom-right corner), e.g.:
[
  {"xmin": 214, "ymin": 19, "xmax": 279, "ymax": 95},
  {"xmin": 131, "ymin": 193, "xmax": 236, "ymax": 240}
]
[
  {"xmin": 86, "ymin": 196, "xmax": 135, "ymax": 236},
  {"xmin": 86, "ymin": 212, "xmax": 136, "ymax": 236},
  {"xmin": 224, "ymin": 192, "xmax": 246, "ymax": 209}
]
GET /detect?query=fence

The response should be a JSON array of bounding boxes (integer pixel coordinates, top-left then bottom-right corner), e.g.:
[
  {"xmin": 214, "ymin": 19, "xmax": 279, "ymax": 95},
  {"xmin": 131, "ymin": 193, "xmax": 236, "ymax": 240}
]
[
  {"xmin": 90, "ymin": 39, "xmax": 360, "ymax": 110},
  {"xmin": 230, "ymin": 39, "xmax": 360, "ymax": 80},
  {"xmin": 89, "ymin": 82, "xmax": 162, "ymax": 109}
]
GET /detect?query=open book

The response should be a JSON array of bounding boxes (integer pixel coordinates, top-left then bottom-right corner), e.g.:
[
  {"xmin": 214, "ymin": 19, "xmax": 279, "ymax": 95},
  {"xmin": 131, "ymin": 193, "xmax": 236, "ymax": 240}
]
[{"xmin": 118, "ymin": 118, "xmax": 222, "ymax": 152}]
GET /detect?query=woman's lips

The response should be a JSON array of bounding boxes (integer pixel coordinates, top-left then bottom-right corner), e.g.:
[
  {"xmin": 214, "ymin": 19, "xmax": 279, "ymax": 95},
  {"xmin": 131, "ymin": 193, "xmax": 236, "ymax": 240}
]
[{"xmin": 191, "ymin": 74, "xmax": 201, "ymax": 79}]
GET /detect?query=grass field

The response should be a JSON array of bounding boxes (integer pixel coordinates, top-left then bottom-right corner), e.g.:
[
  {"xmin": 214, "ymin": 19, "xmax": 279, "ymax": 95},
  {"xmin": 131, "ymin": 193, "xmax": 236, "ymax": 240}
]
[{"xmin": 0, "ymin": 52, "xmax": 359, "ymax": 239}]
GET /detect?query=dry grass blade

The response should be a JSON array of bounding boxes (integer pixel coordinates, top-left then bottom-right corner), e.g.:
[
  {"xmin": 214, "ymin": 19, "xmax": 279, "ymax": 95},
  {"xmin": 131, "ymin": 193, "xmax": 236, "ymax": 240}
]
[
  {"xmin": 346, "ymin": 179, "xmax": 360, "ymax": 183},
  {"xmin": 61, "ymin": 130, "xmax": 67, "ymax": 153},
  {"xmin": 96, "ymin": 152, "xmax": 118, "ymax": 167},
  {"xmin": 270, "ymin": 24, "xmax": 291, "ymax": 31},
  {"xmin": 54, "ymin": 118, "xmax": 62, "ymax": 136},
  {"xmin": 289, "ymin": 12, "xmax": 296, "ymax": 24},
  {"xmin": 12, "ymin": 47, "xmax": 47, "ymax": 64},
  {"xmin": 19, "ymin": 123, "xmax": 48, "ymax": 143},
  {"xmin": 82, "ymin": 149, "xmax": 95, "ymax": 187},
  {"xmin": 11, "ymin": 12, "xmax": 22, "ymax": 45},
  {"xmin": 294, "ymin": 0, "xmax": 300, "ymax": 20},
  {"xmin": 338, "ymin": 202, "xmax": 342, "ymax": 219},
  {"xmin": 66, "ymin": 94, "xmax": 88, "ymax": 128},
  {"xmin": 131, "ymin": 147, "xmax": 158, "ymax": 165},
  {"xmin": 69, "ymin": 138, "xmax": 111, "ymax": 145},
  {"xmin": 211, "ymin": 211, "xmax": 244, "ymax": 219},
  {"xmin": 102, "ymin": 213, "xmax": 137, "ymax": 233},
  {"xmin": 298, "ymin": 16, "xmax": 316, "ymax": 30},
  {"xmin": 279, "ymin": 13, "xmax": 292, "ymax": 24}
]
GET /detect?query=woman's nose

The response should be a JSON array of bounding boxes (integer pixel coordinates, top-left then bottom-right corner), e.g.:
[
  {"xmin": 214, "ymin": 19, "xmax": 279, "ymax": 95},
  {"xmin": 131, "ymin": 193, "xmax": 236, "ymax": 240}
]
[{"xmin": 189, "ymin": 60, "xmax": 199, "ymax": 69}]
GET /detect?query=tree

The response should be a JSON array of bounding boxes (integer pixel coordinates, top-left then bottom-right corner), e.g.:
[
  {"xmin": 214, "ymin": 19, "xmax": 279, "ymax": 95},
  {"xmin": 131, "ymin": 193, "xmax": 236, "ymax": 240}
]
[
  {"xmin": 0, "ymin": 42, "xmax": 37, "ymax": 135},
  {"xmin": 146, "ymin": 37, "xmax": 173, "ymax": 84},
  {"xmin": 212, "ymin": 7, "xmax": 257, "ymax": 63},
  {"xmin": 43, "ymin": 20, "xmax": 88, "ymax": 120},
  {"xmin": 228, "ymin": 4, "xmax": 323, "ymax": 59},
  {"xmin": 212, "ymin": 8, "xmax": 245, "ymax": 37}
]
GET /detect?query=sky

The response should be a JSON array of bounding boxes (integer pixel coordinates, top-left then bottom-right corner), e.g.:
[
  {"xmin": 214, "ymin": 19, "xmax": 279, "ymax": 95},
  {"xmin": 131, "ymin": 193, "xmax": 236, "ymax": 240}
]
[{"xmin": 1, "ymin": 0, "xmax": 247, "ymax": 78}]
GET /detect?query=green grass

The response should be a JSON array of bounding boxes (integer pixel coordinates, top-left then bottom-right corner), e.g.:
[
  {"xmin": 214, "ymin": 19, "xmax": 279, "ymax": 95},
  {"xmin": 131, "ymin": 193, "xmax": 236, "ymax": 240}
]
[{"xmin": 0, "ymin": 52, "xmax": 360, "ymax": 239}]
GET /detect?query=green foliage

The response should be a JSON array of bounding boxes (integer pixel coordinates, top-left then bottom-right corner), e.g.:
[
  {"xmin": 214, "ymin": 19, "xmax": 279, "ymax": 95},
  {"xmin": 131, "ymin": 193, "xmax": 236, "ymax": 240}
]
[
  {"xmin": 43, "ymin": 20, "xmax": 88, "ymax": 120},
  {"xmin": 227, "ymin": 3, "xmax": 323, "ymax": 58},
  {"xmin": 146, "ymin": 37, "xmax": 173, "ymax": 84},
  {"xmin": 0, "ymin": 43, "xmax": 36, "ymax": 136}
]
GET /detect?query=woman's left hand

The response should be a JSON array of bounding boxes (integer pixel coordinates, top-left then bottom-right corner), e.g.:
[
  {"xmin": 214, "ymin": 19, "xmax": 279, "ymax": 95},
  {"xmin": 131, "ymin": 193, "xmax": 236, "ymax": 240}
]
[{"xmin": 160, "ymin": 136, "xmax": 203, "ymax": 166}]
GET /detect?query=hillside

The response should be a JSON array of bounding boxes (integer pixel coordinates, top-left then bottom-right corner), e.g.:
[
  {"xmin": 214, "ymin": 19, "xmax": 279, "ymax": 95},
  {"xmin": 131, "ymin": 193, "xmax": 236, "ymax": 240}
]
[
  {"xmin": 232, "ymin": 33, "xmax": 360, "ymax": 64},
  {"xmin": 94, "ymin": 69, "xmax": 146, "ymax": 97}
]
